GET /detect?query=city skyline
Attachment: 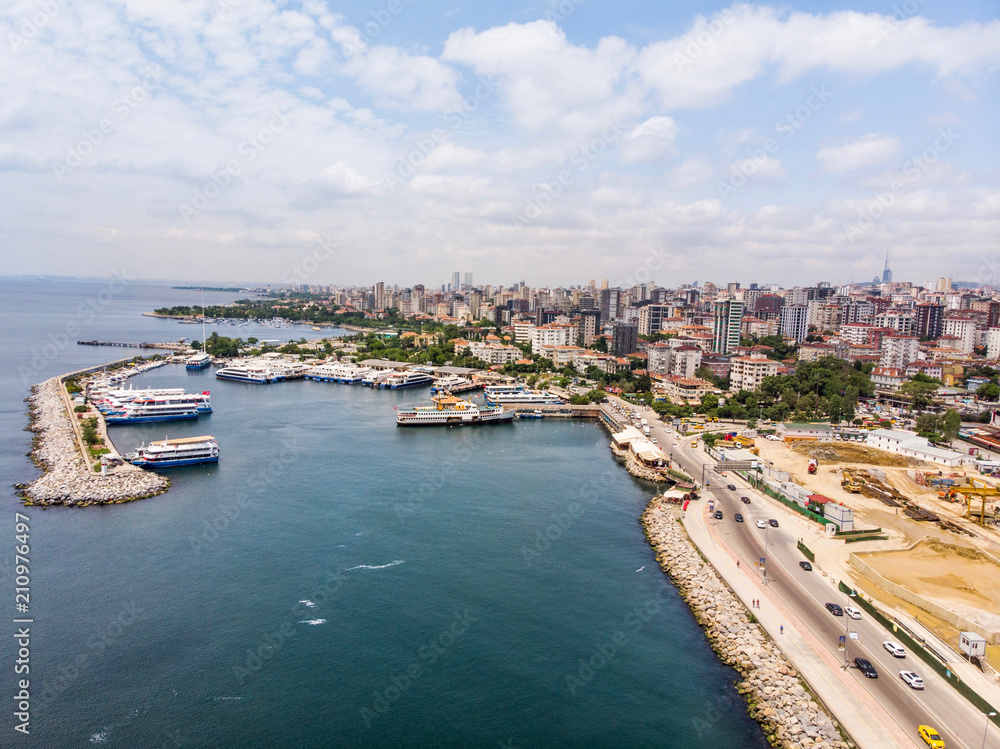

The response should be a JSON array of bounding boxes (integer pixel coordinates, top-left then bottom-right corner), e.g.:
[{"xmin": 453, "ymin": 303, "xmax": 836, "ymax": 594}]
[{"xmin": 1, "ymin": 1, "xmax": 997, "ymax": 285}]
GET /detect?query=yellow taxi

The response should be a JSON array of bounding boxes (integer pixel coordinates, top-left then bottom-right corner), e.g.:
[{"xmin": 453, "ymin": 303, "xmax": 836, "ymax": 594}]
[{"xmin": 918, "ymin": 725, "xmax": 945, "ymax": 748}]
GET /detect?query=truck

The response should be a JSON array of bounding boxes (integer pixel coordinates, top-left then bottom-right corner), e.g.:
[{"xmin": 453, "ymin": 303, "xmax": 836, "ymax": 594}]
[
  {"xmin": 808, "ymin": 458, "xmax": 818, "ymax": 474},
  {"xmin": 640, "ymin": 418, "xmax": 648, "ymax": 427},
  {"xmin": 643, "ymin": 426, "xmax": 651, "ymax": 436}
]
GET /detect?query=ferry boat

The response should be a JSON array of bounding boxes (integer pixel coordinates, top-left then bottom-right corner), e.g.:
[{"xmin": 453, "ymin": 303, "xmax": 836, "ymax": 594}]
[
  {"xmin": 483, "ymin": 384, "xmax": 564, "ymax": 405},
  {"xmin": 185, "ymin": 351, "xmax": 211, "ymax": 370},
  {"xmin": 396, "ymin": 395, "xmax": 514, "ymax": 426},
  {"xmin": 380, "ymin": 370, "xmax": 435, "ymax": 389},
  {"xmin": 128, "ymin": 435, "xmax": 219, "ymax": 468},
  {"xmin": 102, "ymin": 391, "xmax": 212, "ymax": 415},
  {"xmin": 215, "ymin": 363, "xmax": 279, "ymax": 384},
  {"xmin": 94, "ymin": 385, "xmax": 187, "ymax": 409},
  {"xmin": 362, "ymin": 369, "xmax": 395, "ymax": 388},
  {"xmin": 105, "ymin": 399, "xmax": 201, "ymax": 424},
  {"xmin": 306, "ymin": 362, "xmax": 374, "ymax": 384},
  {"xmin": 430, "ymin": 375, "xmax": 472, "ymax": 393}
]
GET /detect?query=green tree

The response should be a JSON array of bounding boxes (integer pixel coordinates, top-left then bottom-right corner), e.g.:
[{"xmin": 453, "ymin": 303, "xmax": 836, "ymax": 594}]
[
  {"xmin": 899, "ymin": 379, "xmax": 939, "ymax": 410},
  {"xmin": 591, "ymin": 337, "xmax": 608, "ymax": 353},
  {"xmin": 942, "ymin": 410, "xmax": 961, "ymax": 441},
  {"xmin": 977, "ymin": 382, "xmax": 1000, "ymax": 401}
]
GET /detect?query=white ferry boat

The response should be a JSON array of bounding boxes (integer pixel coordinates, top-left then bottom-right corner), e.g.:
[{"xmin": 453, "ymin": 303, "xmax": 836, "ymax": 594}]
[
  {"xmin": 380, "ymin": 370, "xmax": 435, "ymax": 389},
  {"xmin": 306, "ymin": 362, "xmax": 374, "ymax": 384},
  {"xmin": 102, "ymin": 391, "xmax": 212, "ymax": 415},
  {"xmin": 430, "ymin": 375, "xmax": 472, "ymax": 393},
  {"xmin": 215, "ymin": 363, "xmax": 279, "ymax": 384},
  {"xmin": 105, "ymin": 399, "xmax": 201, "ymax": 424},
  {"xmin": 94, "ymin": 385, "xmax": 187, "ymax": 409},
  {"xmin": 362, "ymin": 369, "xmax": 395, "ymax": 387},
  {"xmin": 396, "ymin": 395, "xmax": 514, "ymax": 426},
  {"xmin": 128, "ymin": 435, "xmax": 219, "ymax": 468},
  {"xmin": 483, "ymin": 384, "xmax": 564, "ymax": 405}
]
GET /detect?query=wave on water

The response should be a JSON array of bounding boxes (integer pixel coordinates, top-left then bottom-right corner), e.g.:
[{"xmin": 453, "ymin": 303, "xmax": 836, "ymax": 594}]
[
  {"xmin": 298, "ymin": 600, "xmax": 316, "ymax": 608},
  {"xmin": 89, "ymin": 730, "xmax": 108, "ymax": 744},
  {"xmin": 299, "ymin": 619, "xmax": 326, "ymax": 625},
  {"xmin": 346, "ymin": 560, "xmax": 404, "ymax": 571}
]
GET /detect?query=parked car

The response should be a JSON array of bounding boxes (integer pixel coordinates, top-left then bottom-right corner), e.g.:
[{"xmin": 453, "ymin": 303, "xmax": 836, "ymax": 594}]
[
  {"xmin": 883, "ymin": 641, "xmax": 906, "ymax": 658},
  {"xmin": 799, "ymin": 561, "xmax": 812, "ymax": 571},
  {"xmin": 768, "ymin": 519, "xmax": 779, "ymax": 528},
  {"xmin": 740, "ymin": 496, "xmax": 751, "ymax": 504},
  {"xmin": 755, "ymin": 520, "xmax": 766, "ymax": 529},
  {"xmin": 899, "ymin": 670, "xmax": 925, "ymax": 690},
  {"xmin": 918, "ymin": 725, "xmax": 945, "ymax": 748},
  {"xmin": 734, "ymin": 513, "xmax": 744, "ymax": 523},
  {"xmin": 854, "ymin": 657, "xmax": 878, "ymax": 678},
  {"xmin": 726, "ymin": 484, "xmax": 736, "ymax": 491},
  {"xmin": 845, "ymin": 606, "xmax": 862, "ymax": 620},
  {"xmin": 825, "ymin": 603, "xmax": 844, "ymax": 616},
  {"xmin": 714, "ymin": 510, "xmax": 723, "ymax": 520}
]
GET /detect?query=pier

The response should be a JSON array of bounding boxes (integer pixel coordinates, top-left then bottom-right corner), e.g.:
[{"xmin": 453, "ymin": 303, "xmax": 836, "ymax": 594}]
[
  {"xmin": 78, "ymin": 340, "xmax": 189, "ymax": 351},
  {"xmin": 506, "ymin": 404, "xmax": 602, "ymax": 418}
]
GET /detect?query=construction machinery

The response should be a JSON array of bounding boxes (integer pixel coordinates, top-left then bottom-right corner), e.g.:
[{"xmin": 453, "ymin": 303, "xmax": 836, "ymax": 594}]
[
  {"xmin": 841, "ymin": 468, "xmax": 864, "ymax": 493},
  {"xmin": 808, "ymin": 458, "xmax": 818, "ymax": 474},
  {"xmin": 939, "ymin": 482, "xmax": 1000, "ymax": 525}
]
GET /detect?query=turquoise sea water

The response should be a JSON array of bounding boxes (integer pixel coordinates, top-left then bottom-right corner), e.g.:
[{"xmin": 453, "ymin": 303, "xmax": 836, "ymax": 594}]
[{"xmin": 0, "ymin": 278, "xmax": 768, "ymax": 748}]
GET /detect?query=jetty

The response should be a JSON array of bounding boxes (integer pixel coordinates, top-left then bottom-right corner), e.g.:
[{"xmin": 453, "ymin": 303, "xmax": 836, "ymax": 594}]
[
  {"xmin": 78, "ymin": 340, "xmax": 189, "ymax": 351},
  {"xmin": 505, "ymin": 404, "xmax": 601, "ymax": 418},
  {"xmin": 16, "ymin": 360, "xmax": 169, "ymax": 506}
]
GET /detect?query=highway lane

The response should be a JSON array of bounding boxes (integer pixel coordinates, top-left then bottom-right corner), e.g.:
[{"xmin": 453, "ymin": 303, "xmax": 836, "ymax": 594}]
[{"xmin": 609, "ymin": 400, "xmax": 1000, "ymax": 749}]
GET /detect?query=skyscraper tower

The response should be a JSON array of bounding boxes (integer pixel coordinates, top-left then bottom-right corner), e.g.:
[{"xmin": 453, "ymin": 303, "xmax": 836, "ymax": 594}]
[{"xmin": 881, "ymin": 249, "xmax": 892, "ymax": 284}]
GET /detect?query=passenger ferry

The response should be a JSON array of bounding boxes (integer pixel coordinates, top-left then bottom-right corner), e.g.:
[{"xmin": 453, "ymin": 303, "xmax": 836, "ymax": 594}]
[
  {"xmin": 105, "ymin": 399, "xmax": 201, "ymax": 424},
  {"xmin": 362, "ymin": 369, "xmax": 396, "ymax": 387},
  {"xmin": 128, "ymin": 435, "xmax": 219, "ymax": 468},
  {"xmin": 306, "ymin": 362, "xmax": 374, "ymax": 384},
  {"xmin": 483, "ymin": 384, "xmax": 564, "ymax": 405},
  {"xmin": 396, "ymin": 395, "xmax": 513, "ymax": 426},
  {"xmin": 101, "ymin": 391, "xmax": 212, "ymax": 415},
  {"xmin": 430, "ymin": 375, "xmax": 472, "ymax": 393},
  {"xmin": 380, "ymin": 370, "xmax": 435, "ymax": 389},
  {"xmin": 516, "ymin": 409, "xmax": 545, "ymax": 419},
  {"xmin": 215, "ymin": 362, "xmax": 279, "ymax": 384},
  {"xmin": 93, "ymin": 385, "xmax": 187, "ymax": 409},
  {"xmin": 185, "ymin": 351, "xmax": 211, "ymax": 370}
]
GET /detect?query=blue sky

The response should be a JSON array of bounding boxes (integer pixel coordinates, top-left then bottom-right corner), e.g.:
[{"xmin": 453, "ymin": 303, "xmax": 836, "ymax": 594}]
[{"xmin": 1, "ymin": 0, "xmax": 997, "ymax": 288}]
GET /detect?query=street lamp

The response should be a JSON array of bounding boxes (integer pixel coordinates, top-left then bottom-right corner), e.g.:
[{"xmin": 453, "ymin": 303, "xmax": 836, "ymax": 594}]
[
  {"xmin": 983, "ymin": 711, "xmax": 997, "ymax": 749},
  {"xmin": 843, "ymin": 590, "xmax": 857, "ymax": 669}
]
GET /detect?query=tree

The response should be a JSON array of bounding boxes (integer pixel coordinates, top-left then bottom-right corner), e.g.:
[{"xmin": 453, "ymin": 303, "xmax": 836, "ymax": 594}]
[
  {"xmin": 591, "ymin": 337, "xmax": 608, "ymax": 353},
  {"xmin": 942, "ymin": 410, "xmax": 961, "ymax": 441},
  {"xmin": 899, "ymin": 379, "xmax": 939, "ymax": 411},
  {"xmin": 635, "ymin": 373, "xmax": 652, "ymax": 393},
  {"xmin": 977, "ymin": 382, "xmax": 1000, "ymax": 401}
]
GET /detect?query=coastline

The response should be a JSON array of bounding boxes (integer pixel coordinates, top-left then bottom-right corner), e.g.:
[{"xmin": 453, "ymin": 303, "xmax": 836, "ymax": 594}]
[
  {"xmin": 15, "ymin": 377, "xmax": 168, "ymax": 506},
  {"xmin": 641, "ymin": 497, "xmax": 850, "ymax": 749}
]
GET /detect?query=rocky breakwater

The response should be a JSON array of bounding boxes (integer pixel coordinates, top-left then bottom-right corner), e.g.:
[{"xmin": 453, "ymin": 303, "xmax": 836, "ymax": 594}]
[
  {"xmin": 642, "ymin": 498, "xmax": 850, "ymax": 749},
  {"xmin": 17, "ymin": 378, "xmax": 168, "ymax": 506},
  {"xmin": 609, "ymin": 443, "xmax": 669, "ymax": 483}
]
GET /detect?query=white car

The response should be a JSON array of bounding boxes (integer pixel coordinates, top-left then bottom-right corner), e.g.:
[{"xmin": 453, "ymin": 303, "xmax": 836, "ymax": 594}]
[
  {"xmin": 755, "ymin": 520, "xmax": 767, "ymax": 529},
  {"xmin": 844, "ymin": 606, "xmax": 862, "ymax": 620},
  {"xmin": 883, "ymin": 641, "xmax": 906, "ymax": 658},
  {"xmin": 899, "ymin": 670, "xmax": 924, "ymax": 690}
]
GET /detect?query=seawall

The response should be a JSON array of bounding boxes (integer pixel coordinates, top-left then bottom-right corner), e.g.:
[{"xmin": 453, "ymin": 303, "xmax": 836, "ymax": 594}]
[{"xmin": 641, "ymin": 498, "xmax": 850, "ymax": 749}]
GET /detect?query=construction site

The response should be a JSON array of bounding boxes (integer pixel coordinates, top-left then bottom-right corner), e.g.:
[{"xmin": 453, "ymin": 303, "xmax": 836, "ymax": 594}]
[{"xmin": 751, "ymin": 435, "xmax": 1000, "ymax": 673}]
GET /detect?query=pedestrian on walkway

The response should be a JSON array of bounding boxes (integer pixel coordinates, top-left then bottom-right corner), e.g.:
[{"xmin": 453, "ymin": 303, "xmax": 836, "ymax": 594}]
[
  {"xmin": 780, "ymin": 625, "xmax": 783, "ymax": 634},
  {"xmin": 737, "ymin": 560, "xmax": 740, "ymax": 568}
]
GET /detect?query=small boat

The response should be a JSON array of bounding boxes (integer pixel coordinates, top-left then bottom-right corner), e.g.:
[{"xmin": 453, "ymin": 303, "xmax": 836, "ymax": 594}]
[
  {"xmin": 517, "ymin": 409, "xmax": 544, "ymax": 419},
  {"xmin": 185, "ymin": 351, "xmax": 211, "ymax": 370}
]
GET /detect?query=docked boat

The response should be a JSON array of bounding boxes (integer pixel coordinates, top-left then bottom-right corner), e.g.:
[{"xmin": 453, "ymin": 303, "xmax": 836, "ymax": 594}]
[
  {"xmin": 105, "ymin": 399, "xmax": 201, "ymax": 424},
  {"xmin": 483, "ymin": 384, "xmax": 564, "ymax": 405},
  {"xmin": 128, "ymin": 435, "xmax": 219, "ymax": 468},
  {"xmin": 185, "ymin": 352, "xmax": 211, "ymax": 370},
  {"xmin": 362, "ymin": 369, "xmax": 395, "ymax": 387},
  {"xmin": 306, "ymin": 362, "xmax": 374, "ymax": 384},
  {"xmin": 101, "ymin": 391, "xmax": 211, "ymax": 415},
  {"xmin": 215, "ymin": 362, "xmax": 279, "ymax": 384},
  {"xmin": 380, "ymin": 370, "xmax": 435, "ymax": 389},
  {"xmin": 396, "ymin": 395, "xmax": 514, "ymax": 426},
  {"xmin": 517, "ymin": 409, "xmax": 545, "ymax": 419},
  {"xmin": 430, "ymin": 375, "xmax": 472, "ymax": 393}
]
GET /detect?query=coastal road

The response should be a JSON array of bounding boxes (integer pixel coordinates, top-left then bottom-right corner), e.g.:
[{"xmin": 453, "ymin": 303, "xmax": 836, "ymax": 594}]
[{"xmin": 610, "ymin": 399, "xmax": 1000, "ymax": 749}]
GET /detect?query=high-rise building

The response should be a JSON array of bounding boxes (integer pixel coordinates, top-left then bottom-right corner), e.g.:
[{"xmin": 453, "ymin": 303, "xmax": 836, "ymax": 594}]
[
  {"xmin": 779, "ymin": 304, "xmax": 809, "ymax": 342},
  {"xmin": 914, "ymin": 303, "xmax": 944, "ymax": 339},
  {"xmin": 638, "ymin": 303, "xmax": 670, "ymax": 336},
  {"xmin": 451, "ymin": 271, "xmax": 461, "ymax": 291},
  {"xmin": 599, "ymin": 287, "xmax": 621, "ymax": 323},
  {"xmin": 578, "ymin": 309, "xmax": 601, "ymax": 346},
  {"xmin": 463, "ymin": 272, "xmax": 474, "ymax": 288},
  {"xmin": 611, "ymin": 322, "xmax": 638, "ymax": 356},
  {"xmin": 712, "ymin": 299, "xmax": 744, "ymax": 354},
  {"xmin": 882, "ymin": 249, "xmax": 892, "ymax": 284},
  {"xmin": 372, "ymin": 281, "xmax": 385, "ymax": 310}
]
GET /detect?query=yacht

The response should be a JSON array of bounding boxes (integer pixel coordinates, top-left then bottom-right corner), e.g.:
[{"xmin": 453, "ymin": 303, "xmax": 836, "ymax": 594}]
[
  {"xmin": 396, "ymin": 395, "xmax": 513, "ymax": 426},
  {"xmin": 105, "ymin": 398, "xmax": 201, "ymax": 424},
  {"xmin": 128, "ymin": 435, "xmax": 219, "ymax": 467},
  {"xmin": 362, "ymin": 369, "xmax": 395, "ymax": 388},
  {"xmin": 430, "ymin": 375, "xmax": 472, "ymax": 393},
  {"xmin": 102, "ymin": 391, "xmax": 211, "ymax": 415}
]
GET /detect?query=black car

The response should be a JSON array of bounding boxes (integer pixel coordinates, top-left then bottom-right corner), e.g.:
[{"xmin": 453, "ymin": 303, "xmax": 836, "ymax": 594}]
[
  {"xmin": 854, "ymin": 657, "xmax": 878, "ymax": 678},
  {"xmin": 734, "ymin": 513, "xmax": 744, "ymax": 523},
  {"xmin": 714, "ymin": 510, "xmax": 723, "ymax": 519},
  {"xmin": 799, "ymin": 561, "xmax": 812, "ymax": 571},
  {"xmin": 740, "ymin": 496, "xmax": 751, "ymax": 504},
  {"xmin": 768, "ymin": 519, "xmax": 779, "ymax": 528},
  {"xmin": 825, "ymin": 603, "xmax": 843, "ymax": 616},
  {"xmin": 726, "ymin": 484, "xmax": 736, "ymax": 491}
]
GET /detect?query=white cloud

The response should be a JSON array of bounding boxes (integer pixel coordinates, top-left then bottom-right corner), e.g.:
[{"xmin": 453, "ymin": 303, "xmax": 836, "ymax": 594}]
[
  {"xmin": 816, "ymin": 134, "xmax": 902, "ymax": 172},
  {"xmin": 620, "ymin": 116, "xmax": 678, "ymax": 163}
]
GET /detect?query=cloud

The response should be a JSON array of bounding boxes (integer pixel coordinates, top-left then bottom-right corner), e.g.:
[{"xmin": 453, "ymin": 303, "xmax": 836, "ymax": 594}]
[
  {"xmin": 816, "ymin": 134, "xmax": 902, "ymax": 172},
  {"xmin": 620, "ymin": 116, "xmax": 678, "ymax": 163}
]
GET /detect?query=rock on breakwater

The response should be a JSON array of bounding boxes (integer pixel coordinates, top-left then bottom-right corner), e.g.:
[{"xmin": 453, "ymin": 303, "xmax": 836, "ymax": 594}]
[
  {"xmin": 641, "ymin": 498, "xmax": 850, "ymax": 749},
  {"xmin": 17, "ymin": 378, "xmax": 168, "ymax": 506}
]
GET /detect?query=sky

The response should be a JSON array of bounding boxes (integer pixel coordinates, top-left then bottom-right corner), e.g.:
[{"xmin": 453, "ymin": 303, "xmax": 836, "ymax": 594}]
[{"xmin": 1, "ymin": 0, "xmax": 998, "ymax": 289}]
